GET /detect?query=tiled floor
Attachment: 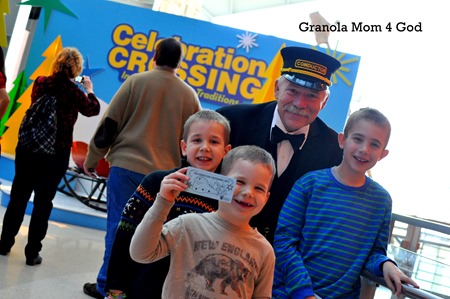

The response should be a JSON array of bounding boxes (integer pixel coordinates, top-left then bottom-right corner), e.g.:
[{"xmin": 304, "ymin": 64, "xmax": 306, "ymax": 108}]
[{"xmin": 0, "ymin": 195, "xmax": 106, "ymax": 298}]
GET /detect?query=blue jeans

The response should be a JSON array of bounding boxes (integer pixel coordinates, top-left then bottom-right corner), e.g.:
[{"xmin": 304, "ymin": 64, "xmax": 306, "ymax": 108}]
[{"xmin": 96, "ymin": 166, "xmax": 145, "ymax": 296}]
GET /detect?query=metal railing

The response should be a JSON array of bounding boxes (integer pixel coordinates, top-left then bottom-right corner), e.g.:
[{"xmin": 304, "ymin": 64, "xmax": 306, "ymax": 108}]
[
  {"xmin": 361, "ymin": 269, "xmax": 446, "ymax": 299},
  {"xmin": 361, "ymin": 213, "xmax": 450, "ymax": 299},
  {"xmin": 392, "ymin": 213, "xmax": 450, "ymax": 236}
]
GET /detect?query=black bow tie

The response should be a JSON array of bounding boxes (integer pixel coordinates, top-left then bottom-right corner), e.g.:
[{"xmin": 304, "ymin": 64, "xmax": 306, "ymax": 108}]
[{"xmin": 271, "ymin": 126, "xmax": 305, "ymax": 149}]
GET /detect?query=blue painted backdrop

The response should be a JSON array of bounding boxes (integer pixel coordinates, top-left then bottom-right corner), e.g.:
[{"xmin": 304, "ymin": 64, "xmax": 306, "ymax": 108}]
[{"xmin": 1, "ymin": 0, "xmax": 359, "ymax": 181}]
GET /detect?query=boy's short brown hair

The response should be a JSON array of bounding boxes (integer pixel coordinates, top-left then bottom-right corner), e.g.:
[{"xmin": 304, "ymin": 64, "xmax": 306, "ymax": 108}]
[
  {"xmin": 344, "ymin": 107, "xmax": 391, "ymax": 147},
  {"xmin": 221, "ymin": 145, "xmax": 276, "ymax": 184},
  {"xmin": 182, "ymin": 110, "xmax": 231, "ymax": 144}
]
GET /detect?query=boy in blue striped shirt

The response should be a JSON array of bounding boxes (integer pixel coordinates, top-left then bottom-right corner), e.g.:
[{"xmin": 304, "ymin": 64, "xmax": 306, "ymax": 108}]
[{"xmin": 273, "ymin": 108, "xmax": 419, "ymax": 298}]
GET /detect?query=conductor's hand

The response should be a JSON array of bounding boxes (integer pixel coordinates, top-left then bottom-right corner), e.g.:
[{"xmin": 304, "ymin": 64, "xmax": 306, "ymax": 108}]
[
  {"xmin": 159, "ymin": 167, "xmax": 189, "ymax": 202},
  {"xmin": 383, "ymin": 261, "xmax": 419, "ymax": 297}
]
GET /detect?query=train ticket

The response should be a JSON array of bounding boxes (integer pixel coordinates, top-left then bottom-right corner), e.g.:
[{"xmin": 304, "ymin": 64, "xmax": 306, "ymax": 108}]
[{"xmin": 185, "ymin": 167, "xmax": 236, "ymax": 203}]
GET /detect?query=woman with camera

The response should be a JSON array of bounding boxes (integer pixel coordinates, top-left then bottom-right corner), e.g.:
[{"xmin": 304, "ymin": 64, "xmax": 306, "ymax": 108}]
[{"xmin": 0, "ymin": 47, "xmax": 100, "ymax": 266}]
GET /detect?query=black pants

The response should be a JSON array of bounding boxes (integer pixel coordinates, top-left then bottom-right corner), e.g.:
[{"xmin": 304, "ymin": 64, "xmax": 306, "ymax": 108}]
[{"xmin": 0, "ymin": 145, "xmax": 70, "ymax": 258}]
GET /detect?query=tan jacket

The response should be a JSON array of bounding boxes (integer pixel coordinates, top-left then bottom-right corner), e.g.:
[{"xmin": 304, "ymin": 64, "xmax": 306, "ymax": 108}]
[{"xmin": 85, "ymin": 68, "xmax": 201, "ymax": 174}]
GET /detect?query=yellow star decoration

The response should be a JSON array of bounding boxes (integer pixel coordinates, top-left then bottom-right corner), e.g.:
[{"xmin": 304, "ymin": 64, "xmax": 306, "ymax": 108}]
[{"xmin": 312, "ymin": 45, "xmax": 360, "ymax": 87}]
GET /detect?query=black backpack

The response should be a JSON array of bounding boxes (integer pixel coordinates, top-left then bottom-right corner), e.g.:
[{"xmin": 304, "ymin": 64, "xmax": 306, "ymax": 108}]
[{"xmin": 18, "ymin": 94, "xmax": 57, "ymax": 154}]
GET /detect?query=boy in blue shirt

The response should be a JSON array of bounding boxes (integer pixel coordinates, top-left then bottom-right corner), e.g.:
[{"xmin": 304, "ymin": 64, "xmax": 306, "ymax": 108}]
[{"xmin": 273, "ymin": 108, "xmax": 419, "ymax": 298}]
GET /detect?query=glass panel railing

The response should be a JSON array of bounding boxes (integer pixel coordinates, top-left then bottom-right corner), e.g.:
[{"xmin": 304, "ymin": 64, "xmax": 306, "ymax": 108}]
[
  {"xmin": 361, "ymin": 244, "xmax": 450, "ymax": 299},
  {"xmin": 387, "ymin": 244, "xmax": 450, "ymax": 298}
]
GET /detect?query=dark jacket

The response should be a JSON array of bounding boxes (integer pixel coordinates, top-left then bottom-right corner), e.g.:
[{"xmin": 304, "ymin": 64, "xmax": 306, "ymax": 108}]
[
  {"xmin": 217, "ymin": 101, "xmax": 343, "ymax": 244},
  {"xmin": 31, "ymin": 73, "xmax": 100, "ymax": 150}
]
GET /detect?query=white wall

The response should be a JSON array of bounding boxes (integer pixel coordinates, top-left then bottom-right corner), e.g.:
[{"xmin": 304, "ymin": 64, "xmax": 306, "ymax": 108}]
[{"xmin": 212, "ymin": 0, "xmax": 450, "ymax": 223}]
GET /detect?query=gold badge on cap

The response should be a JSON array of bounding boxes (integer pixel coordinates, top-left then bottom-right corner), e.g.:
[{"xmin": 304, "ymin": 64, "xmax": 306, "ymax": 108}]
[{"xmin": 295, "ymin": 59, "xmax": 327, "ymax": 76}]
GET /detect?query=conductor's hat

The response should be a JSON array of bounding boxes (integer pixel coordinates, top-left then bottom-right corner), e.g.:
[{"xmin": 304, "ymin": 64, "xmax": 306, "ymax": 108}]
[{"xmin": 280, "ymin": 47, "xmax": 341, "ymax": 91}]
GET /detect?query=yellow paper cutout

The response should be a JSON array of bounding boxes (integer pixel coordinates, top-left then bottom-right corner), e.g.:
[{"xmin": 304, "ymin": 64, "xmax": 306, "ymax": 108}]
[
  {"xmin": 252, "ymin": 43, "xmax": 285, "ymax": 104},
  {"xmin": 0, "ymin": 0, "xmax": 10, "ymax": 47},
  {"xmin": 2, "ymin": 35, "xmax": 63, "ymax": 155}
]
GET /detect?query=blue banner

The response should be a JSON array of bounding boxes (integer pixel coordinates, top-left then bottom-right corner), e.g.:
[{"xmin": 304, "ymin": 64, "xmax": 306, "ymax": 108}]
[{"xmin": 24, "ymin": 0, "xmax": 359, "ymax": 131}]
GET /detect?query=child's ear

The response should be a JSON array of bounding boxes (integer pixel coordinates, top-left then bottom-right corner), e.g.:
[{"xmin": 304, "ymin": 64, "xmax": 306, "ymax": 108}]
[
  {"xmin": 379, "ymin": 149, "xmax": 389, "ymax": 161},
  {"xmin": 224, "ymin": 144, "xmax": 232, "ymax": 154},
  {"xmin": 264, "ymin": 192, "xmax": 270, "ymax": 204},
  {"xmin": 181, "ymin": 140, "xmax": 187, "ymax": 156},
  {"xmin": 337, "ymin": 133, "xmax": 345, "ymax": 149}
]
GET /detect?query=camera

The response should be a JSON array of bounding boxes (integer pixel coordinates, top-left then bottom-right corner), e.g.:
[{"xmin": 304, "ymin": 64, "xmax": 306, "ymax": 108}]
[{"xmin": 75, "ymin": 76, "xmax": 84, "ymax": 83}]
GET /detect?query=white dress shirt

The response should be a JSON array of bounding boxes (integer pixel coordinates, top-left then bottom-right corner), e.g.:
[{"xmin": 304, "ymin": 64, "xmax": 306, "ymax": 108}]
[{"xmin": 271, "ymin": 105, "xmax": 309, "ymax": 176}]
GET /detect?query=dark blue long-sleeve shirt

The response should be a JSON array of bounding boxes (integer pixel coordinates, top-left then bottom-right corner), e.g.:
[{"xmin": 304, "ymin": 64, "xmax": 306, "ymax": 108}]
[{"xmin": 273, "ymin": 168, "xmax": 392, "ymax": 299}]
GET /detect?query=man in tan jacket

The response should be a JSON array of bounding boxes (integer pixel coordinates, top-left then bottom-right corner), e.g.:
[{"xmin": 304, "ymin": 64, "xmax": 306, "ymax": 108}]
[{"xmin": 83, "ymin": 37, "xmax": 201, "ymax": 299}]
